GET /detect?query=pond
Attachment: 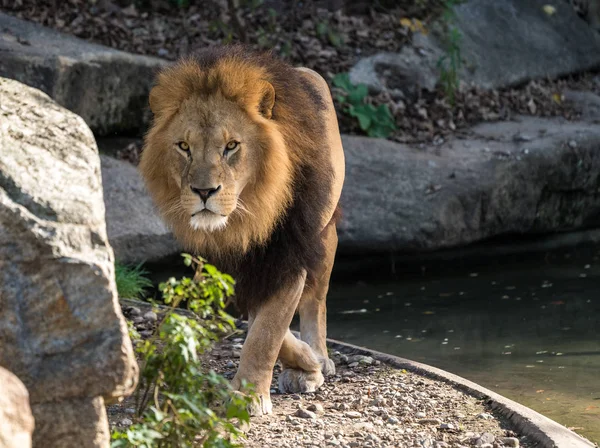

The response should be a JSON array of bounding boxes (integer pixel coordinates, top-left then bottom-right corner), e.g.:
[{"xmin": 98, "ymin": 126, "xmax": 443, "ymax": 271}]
[{"xmin": 323, "ymin": 246, "xmax": 600, "ymax": 444}]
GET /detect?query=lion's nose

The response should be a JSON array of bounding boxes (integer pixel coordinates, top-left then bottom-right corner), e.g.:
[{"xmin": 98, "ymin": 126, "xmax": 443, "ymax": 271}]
[{"xmin": 191, "ymin": 184, "xmax": 222, "ymax": 202}]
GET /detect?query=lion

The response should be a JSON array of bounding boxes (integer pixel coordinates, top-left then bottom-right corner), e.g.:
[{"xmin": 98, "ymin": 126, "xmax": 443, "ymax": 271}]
[{"xmin": 139, "ymin": 45, "xmax": 345, "ymax": 415}]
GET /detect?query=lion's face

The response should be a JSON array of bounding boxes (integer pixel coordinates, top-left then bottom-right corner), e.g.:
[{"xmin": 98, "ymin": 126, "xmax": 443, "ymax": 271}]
[
  {"xmin": 161, "ymin": 96, "xmax": 265, "ymax": 232},
  {"xmin": 140, "ymin": 58, "xmax": 296, "ymax": 253}
]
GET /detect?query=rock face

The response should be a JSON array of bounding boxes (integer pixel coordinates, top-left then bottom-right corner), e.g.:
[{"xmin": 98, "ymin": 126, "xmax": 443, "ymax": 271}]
[
  {"xmin": 349, "ymin": 34, "xmax": 440, "ymax": 98},
  {"xmin": 0, "ymin": 12, "xmax": 167, "ymax": 136},
  {"xmin": 565, "ymin": 90, "xmax": 600, "ymax": 123},
  {"xmin": 0, "ymin": 367, "xmax": 35, "ymax": 448},
  {"xmin": 0, "ymin": 77, "xmax": 138, "ymax": 447},
  {"xmin": 338, "ymin": 117, "xmax": 600, "ymax": 253},
  {"xmin": 100, "ymin": 155, "xmax": 180, "ymax": 264},
  {"xmin": 350, "ymin": 0, "xmax": 600, "ymax": 93}
]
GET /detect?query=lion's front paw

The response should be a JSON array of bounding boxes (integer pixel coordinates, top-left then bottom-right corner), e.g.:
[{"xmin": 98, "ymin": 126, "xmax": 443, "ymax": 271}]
[
  {"xmin": 278, "ymin": 368, "xmax": 324, "ymax": 394},
  {"xmin": 318, "ymin": 356, "xmax": 336, "ymax": 376},
  {"xmin": 232, "ymin": 377, "xmax": 273, "ymax": 416},
  {"xmin": 247, "ymin": 392, "xmax": 272, "ymax": 416}
]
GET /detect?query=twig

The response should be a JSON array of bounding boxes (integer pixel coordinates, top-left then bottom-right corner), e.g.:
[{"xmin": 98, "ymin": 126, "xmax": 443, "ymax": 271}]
[{"xmin": 226, "ymin": 0, "xmax": 247, "ymax": 43}]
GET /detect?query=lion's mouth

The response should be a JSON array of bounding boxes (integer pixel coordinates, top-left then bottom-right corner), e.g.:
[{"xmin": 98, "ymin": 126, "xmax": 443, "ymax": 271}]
[
  {"xmin": 192, "ymin": 209, "xmax": 227, "ymax": 218},
  {"xmin": 189, "ymin": 209, "xmax": 229, "ymax": 232}
]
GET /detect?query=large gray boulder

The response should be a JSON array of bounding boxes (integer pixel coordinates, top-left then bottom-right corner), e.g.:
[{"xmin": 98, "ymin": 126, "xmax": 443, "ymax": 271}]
[
  {"xmin": 101, "ymin": 155, "xmax": 180, "ymax": 264},
  {"xmin": 0, "ymin": 12, "xmax": 167, "ymax": 136},
  {"xmin": 0, "ymin": 367, "xmax": 34, "ymax": 448},
  {"xmin": 0, "ymin": 77, "xmax": 138, "ymax": 447},
  {"xmin": 350, "ymin": 0, "xmax": 600, "ymax": 93},
  {"xmin": 338, "ymin": 117, "xmax": 600, "ymax": 253}
]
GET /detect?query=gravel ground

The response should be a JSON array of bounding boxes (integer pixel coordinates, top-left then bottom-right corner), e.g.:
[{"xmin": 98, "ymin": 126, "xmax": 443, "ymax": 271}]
[
  {"xmin": 2, "ymin": 0, "xmax": 599, "ymax": 145},
  {"xmin": 109, "ymin": 303, "xmax": 534, "ymax": 448},
  {"xmin": 237, "ymin": 354, "xmax": 531, "ymax": 448}
]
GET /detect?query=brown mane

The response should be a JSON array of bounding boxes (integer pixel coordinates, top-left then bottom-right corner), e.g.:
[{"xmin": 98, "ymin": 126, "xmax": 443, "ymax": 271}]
[{"xmin": 140, "ymin": 45, "xmax": 335, "ymax": 312}]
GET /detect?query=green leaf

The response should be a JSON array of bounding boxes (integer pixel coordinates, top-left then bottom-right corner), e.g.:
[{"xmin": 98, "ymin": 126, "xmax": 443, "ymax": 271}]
[
  {"xmin": 332, "ymin": 73, "xmax": 353, "ymax": 92},
  {"xmin": 347, "ymin": 84, "xmax": 368, "ymax": 105}
]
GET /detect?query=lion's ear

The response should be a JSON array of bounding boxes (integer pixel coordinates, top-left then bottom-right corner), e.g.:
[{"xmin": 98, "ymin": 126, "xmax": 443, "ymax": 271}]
[{"xmin": 258, "ymin": 81, "xmax": 275, "ymax": 119}]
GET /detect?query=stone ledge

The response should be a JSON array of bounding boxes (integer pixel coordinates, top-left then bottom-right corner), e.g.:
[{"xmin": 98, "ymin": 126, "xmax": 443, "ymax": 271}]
[{"xmin": 0, "ymin": 12, "xmax": 168, "ymax": 136}]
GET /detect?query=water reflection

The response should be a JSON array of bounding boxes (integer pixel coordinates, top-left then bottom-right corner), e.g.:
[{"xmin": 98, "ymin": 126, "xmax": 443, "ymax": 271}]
[{"xmin": 324, "ymin": 248, "xmax": 600, "ymax": 444}]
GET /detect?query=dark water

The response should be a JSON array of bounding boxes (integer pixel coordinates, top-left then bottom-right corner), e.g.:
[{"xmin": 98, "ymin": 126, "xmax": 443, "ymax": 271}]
[{"xmin": 324, "ymin": 247, "xmax": 600, "ymax": 444}]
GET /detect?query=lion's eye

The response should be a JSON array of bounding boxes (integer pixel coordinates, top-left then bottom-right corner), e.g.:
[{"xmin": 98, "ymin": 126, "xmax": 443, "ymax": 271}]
[
  {"xmin": 224, "ymin": 141, "xmax": 239, "ymax": 156},
  {"xmin": 177, "ymin": 141, "xmax": 190, "ymax": 152}
]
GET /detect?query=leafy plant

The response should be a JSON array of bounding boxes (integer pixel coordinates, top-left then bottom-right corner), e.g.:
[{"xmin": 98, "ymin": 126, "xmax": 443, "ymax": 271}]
[
  {"xmin": 437, "ymin": 26, "xmax": 462, "ymax": 105},
  {"xmin": 115, "ymin": 262, "xmax": 154, "ymax": 299},
  {"xmin": 333, "ymin": 73, "xmax": 397, "ymax": 139},
  {"xmin": 437, "ymin": 0, "xmax": 464, "ymax": 104},
  {"xmin": 111, "ymin": 254, "xmax": 253, "ymax": 448}
]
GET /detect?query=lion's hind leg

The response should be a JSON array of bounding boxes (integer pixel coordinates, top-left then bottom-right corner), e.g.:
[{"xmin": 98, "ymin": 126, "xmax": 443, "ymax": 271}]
[
  {"xmin": 297, "ymin": 221, "xmax": 337, "ymax": 376},
  {"xmin": 277, "ymin": 330, "xmax": 324, "ymax": 394}
]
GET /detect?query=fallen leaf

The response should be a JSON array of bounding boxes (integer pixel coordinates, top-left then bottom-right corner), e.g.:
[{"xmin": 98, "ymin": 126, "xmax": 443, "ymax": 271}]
[
  {"xmin": 585, "ymin": 405, "xmax": 598, "ymax": 411},
  {"xmin": 399, "ymin": 17, "xmax": 413, "ymax": 28},
  {"xmin": 543, "ymin": 5, "xmax": 556, "ymax": 15},
  {"xmin": 552, "ymin": 92, "xmax": 562, "ymax": 104},
  {"xmin": 536, "ymin": 390, "xmax": 545, "ymax": 393},
  {"xmin": 413, "ymin": 19, "xmax": 428, "ymax": 35}
]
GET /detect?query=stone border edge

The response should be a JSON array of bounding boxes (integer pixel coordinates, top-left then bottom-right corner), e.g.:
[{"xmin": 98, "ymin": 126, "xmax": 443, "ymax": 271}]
[{"xmin": 325, "ymin": 338, "xmax": 596, "ymax": 448}]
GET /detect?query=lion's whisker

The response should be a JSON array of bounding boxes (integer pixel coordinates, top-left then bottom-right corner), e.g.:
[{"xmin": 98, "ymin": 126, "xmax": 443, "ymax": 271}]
[{"xmin": 235, "ymin": 198, "xmax": 255, "ymax": 219}]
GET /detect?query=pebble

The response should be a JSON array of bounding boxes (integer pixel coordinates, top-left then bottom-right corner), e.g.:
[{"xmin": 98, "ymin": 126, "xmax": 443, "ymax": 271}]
[
  {"xmin": 568, "ymin": 140, "xmax": 578, "ymax": 148},
  {"xmin": 370, "ymin": 397, "xmax": 387, "ymax": 406},
  {"xmin": 500, "ymin": 437, "xmax": 520, "ymax": 447},
  {"xmin": 344, "ymin": 411, "xmax": 362, "ymax": 419},
  {"xmin": 139, "ymin": 330, "xmax": 153, "ymax": 338},
  {"xmin": 418, "ymin": 418, "xmax": 442, "ymax": 425},
  {"xmin": 295, "ymin": 408, "xmax": 317, "ymax": 419},
  {"xmin": 415, "ymin": 411, "xmax": 427, "ymax": 418},
  {"xmin": 439, "ymin": 422, "xmax": 455, "ymax": 430},
  {"xmin": 387, "ymin": 417, "xmax": 400, "ymax": 425},
  {"xmin": 143, "ymin": 311, "xmax": 157, "ymax": 322},
  {"xmin": 476, "ymin": 432, "xmax": 495, "ymax": 445},
  {"xmin": 128, "ymin": 307, "xmax": 141, "ymax": 316},
  {"xmin": 307, "ymin": 403, "xmax": 324, "ymax": 413},
  {"xmin": 132, "ymin": 316, "xmax": 144, "ymax": 324},
  {"xmin": 225, "ymin": 360, "xmax": 235, "ymax": 369},
  {"xmin": 348, "ymin": 362, "xmax": 359, "ymax": 368},
  {"xmin": 477, "ymin": 413, "xmax": 494, "ymax": 420},
  {"xmin": 119, "ymin": 418, "xmax": 132, "ymax": 427},
  {"xmin": 232, "ymin": 350, "xmax": 241, "ymax": 358}
]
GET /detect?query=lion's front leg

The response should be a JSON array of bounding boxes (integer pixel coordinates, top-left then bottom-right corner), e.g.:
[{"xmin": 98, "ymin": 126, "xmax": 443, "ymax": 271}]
[
  {"xmin": 231, "ymin": 272, "xmax": 306, "ymax": 416},
  {"xmin": 298, "ymin": 222, "xmax": 337, "ymax": 376}
]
